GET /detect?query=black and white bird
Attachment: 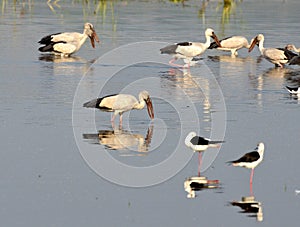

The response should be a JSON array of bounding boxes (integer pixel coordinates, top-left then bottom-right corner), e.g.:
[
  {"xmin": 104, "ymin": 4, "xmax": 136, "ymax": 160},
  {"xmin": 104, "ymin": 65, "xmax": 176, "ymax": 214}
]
[
  {"xmin": 248, "ymin": 34, "xmax": 297, "ymax": 68},
  {"xmin": 185, "ymin": 132, "xmax": 224, "ymax": 176},
  {"xmin": 286, "ymin": 86, "xmax": 300, "ymax": 94},
  {"xmin": 160, "ymin": 28, "xmax": 221, "ymax": 68},
  {"xmin": 209, "ymin": 35, "xmax": 251, "ymax": 57},
  {"xmin": 228, "ymin": 142, "xmax": 265, "ymax": 185},
  {"xmin": 185, "ymin": 132, "xmax": 224, "ymax": 152},
  {"xmin": 83, "ymin": 91, "xmax": 154, "ymax": 126},
  {"xmin": 38, "ymin": 23, "xmax": 100, "ymax": 57}
]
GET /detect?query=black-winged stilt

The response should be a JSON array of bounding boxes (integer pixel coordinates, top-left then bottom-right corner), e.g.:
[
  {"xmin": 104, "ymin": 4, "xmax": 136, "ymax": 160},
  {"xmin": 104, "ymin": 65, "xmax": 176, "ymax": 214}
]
[
  {"xmin": 228, "ymin": 142, "xmax": 265, "ymax": 194},
  {"xmin": 185, "ymin": 132, "xmax": 224, "ymax": 176}
]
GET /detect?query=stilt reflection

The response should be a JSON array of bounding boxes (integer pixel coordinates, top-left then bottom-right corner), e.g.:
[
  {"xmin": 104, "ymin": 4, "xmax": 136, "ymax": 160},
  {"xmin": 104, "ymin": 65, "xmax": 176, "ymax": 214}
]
[{"xmin": 230, "ymin": 195, "xmax": 263, "ymax": 222}]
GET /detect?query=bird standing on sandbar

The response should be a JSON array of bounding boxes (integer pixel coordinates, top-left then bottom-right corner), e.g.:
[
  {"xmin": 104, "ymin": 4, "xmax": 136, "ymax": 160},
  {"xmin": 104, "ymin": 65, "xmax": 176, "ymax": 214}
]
[{"xmin": 38, "ymin": 23, "xmax": 100, "ymax": 57}]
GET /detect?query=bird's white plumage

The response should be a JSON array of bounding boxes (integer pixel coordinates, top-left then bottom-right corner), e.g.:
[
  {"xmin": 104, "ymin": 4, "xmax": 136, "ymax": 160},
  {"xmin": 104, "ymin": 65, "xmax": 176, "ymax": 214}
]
[
  {"xmin": 38, "ymin": 23, "xmax": 99, "ymax": 57},
  {"xmin": 212, "ymin": 36, "xmax": 250, "ymax": 56},
  {"xmin": 249, "ymin": 34, "xmax": 292, "ymax": 67}
]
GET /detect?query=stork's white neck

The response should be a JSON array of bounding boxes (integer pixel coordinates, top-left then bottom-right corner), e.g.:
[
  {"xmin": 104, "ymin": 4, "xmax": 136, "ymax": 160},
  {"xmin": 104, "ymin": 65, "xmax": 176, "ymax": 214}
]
[
  {"xmin": 133, "ymin": 100, "xmax": 146, "ymax": 110},
  {"xmin": 77, "ymin": 33, "xmax": 89, "ymax": 51},
  {"xmin": 204, "ymin": 34, "xmax": 212, "ymax": 49},
  {"xmin": 258, "ymin": 38, "xmax": 265, "ymax": 54}
]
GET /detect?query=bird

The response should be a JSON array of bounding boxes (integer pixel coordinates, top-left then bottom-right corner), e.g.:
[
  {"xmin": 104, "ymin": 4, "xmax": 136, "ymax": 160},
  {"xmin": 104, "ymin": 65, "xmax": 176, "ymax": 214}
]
[
  {"xmin": 285, "ymin": 44, "xmax": 300, "ymax": 53},
  {"xmin": 160, "ymin": 28, "xmax": 221, "ymax": 68},
  {"xmin": 185, "ymin": 132, "xmax": 224, "ymax": 176},
  {"xmin": 286, "ymin": 86, "xmax": 300, "ymax": 94},
  {"xmin": 185, "ymin": 132, "xmax": 224, "ymax": 152},
  {"xmin": 228, "ymin": 142, "xmax": 265, "ymax": 188},
  {"xmin": 38, "ymin": 22, "xmax": 100, "ymax": 57},
  {"xmin": 285, "ymin": 44, "xmax": 300, "ymax": 65},
  {"xmin": 83, "ymin": 90, "xmax": 154, "ymax": 126},
  {"xmin": 248, "ymin": 34, "xmax": 297, "ymax": 68},
  {"xmin": 209, "ymin": 35, "xmax": 251, "ymax": 57}
]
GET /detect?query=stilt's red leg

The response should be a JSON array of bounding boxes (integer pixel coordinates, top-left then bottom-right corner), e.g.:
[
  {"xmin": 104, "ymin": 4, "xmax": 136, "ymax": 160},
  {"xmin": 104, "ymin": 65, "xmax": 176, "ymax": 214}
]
[
  {"xmin": 250, "ymin": 168, "xmax": 254, "ymax": 196},
  {"xmin": 169, "ymin": 59, "xmax": 185, "ymax": 68},
  {"xmin": 250, "ymin": 168, "xmax": 254, "ymax": 184},
  {"xmin": 198, "ymin": 152, "xmax": 202, "ymax": 176}
]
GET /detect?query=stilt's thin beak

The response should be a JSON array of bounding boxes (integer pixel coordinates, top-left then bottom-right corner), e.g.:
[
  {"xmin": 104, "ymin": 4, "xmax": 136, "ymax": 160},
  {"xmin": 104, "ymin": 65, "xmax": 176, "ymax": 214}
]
[
  {"xmin": 89, "ymin": 29, "xmax": 100, "ymax": 48},
  {"xmin": 145, "ymin": 97, "xmax": 154, "ymax": 119},
  {"xmin": 248, "ymin": 36, "xmax": 258, "ymax": 52},
  {"xmin": 212, "ymin": 32, "xmax": 222, "ymax": 47}
]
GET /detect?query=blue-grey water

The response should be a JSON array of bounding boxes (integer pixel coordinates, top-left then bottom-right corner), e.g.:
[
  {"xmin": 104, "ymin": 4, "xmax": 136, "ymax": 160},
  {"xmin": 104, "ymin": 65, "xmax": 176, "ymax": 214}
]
[{"xmin": 1, "ymin": 1, "xmax": 300, "ymax": 226}]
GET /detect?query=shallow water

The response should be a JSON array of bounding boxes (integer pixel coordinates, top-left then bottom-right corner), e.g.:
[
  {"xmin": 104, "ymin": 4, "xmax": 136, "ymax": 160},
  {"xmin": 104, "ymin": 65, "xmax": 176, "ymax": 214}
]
[{"xmin": 1, "ymin": 1, "xmax": 300, "ymax": 226}]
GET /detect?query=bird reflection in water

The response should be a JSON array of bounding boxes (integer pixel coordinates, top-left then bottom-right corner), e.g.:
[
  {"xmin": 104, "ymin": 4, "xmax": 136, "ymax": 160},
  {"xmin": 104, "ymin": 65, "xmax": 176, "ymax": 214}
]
[
  {"xmin": 38, "ymin": 54, "xmax": 97, "ymax": 76},
  {"xmin": 230, "ymin": 195, "xmax": 263, "ymax": 222},
  {"xmin": 184, "ymin": 176, "xmax": 220, "ymax": 198},
  {"xmin": 83, "ymin": 124, "xmax": 153, "ymax": 154}
]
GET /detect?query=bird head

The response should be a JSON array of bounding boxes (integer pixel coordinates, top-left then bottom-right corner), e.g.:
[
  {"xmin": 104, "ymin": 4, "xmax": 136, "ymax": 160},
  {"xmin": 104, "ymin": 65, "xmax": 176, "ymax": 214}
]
[
  {"xmin": 248, "ymin": 34, "xmax": 264, "ymax": 52},
  {"xmin": 185, "ymin": 131, "xmax": 196, "ymax": 147},
  {"xmin": 84, "ymin": 23, "xmax": 100, "ymax": 48},
  {"xmin": 256, "ymin": 142, "xmax": 265, "ymax": 155},
  {"xmin": 205, "ymin": 28, "xmax": 221, "ymax": 47},
  {"xmin": 139, "ymin": 91, "xmax": 154, "ymax": 119}
]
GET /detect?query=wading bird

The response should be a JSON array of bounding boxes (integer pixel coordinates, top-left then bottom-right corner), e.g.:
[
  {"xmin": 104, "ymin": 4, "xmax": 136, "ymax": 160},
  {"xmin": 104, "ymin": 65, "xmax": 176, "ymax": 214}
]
[
  {"xmin": 83, "ymin": 91, "xmax": 154, "ymax": 126},
  {"xmin": 209, "ymin": 36, "xmax": 251, "ymax": 57},
  {"xmin": 160, "ymin": 28, "xmax": 221, "ymax": 68},
  {"xmin": 248, "ymin": 34, "xmax": 296, "ymax": 68},
  {"xmin": 228, "ymin": 143, "xmax": 265, "ymax": 195},
  {"xmin": 185, "ymin": 132, "xmax": 224, "ymax": 176},
  {"xmin": 38, "ymin": 23, "xmax": 100, "ymax": 57}
]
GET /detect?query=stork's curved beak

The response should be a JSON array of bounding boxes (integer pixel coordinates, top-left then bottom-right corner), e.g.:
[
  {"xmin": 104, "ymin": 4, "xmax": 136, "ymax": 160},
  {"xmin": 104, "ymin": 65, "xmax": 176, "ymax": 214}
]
[
  {"xmin": 145, "ymin": 97, "xmax": 154, "ymax": 119},
  {"xmin": 248, "ymin": 36, "xmax": 258, "ymax": 52},
  {"xmin": 89, "ymin": 28, "xmax": 100, "ymax": 48},
  {"xmin": 212, "ymin": 32, "xmax": 222, "ymax": 48}
]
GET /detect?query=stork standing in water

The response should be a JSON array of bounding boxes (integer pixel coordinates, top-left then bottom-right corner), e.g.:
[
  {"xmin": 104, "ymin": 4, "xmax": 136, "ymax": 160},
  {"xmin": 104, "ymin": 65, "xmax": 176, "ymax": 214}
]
[
  {"xmin": 209, "ymin": 36, "xmax": 251, "ymax": 57},
  {"xmin": 160, "ymin": 28, "xmax": 221, "ymax": 68},
  {"xmin": 248, "ymin": 34, "xmax": 297, "ymax": 68},
  {"xmin": 83, "ymin": 91, "xmax": 154, "ymax": 127},
  {"xmin": 185, "ymin": 132, "xmax": 224, "ymax": 176},
  {"xmin": 228, "ymin": 143, "xmax": 265, "ymax": 195},
  {"xmin": 38, "ymin": 23, "xmax": 100, "ymax": 57}
]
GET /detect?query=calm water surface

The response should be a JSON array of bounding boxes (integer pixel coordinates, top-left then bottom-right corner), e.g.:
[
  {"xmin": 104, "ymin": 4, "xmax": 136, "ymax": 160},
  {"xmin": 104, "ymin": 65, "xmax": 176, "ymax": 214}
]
[{"xmin": 1, "ymin": 1, "xmax": 300, "ymax": 226}]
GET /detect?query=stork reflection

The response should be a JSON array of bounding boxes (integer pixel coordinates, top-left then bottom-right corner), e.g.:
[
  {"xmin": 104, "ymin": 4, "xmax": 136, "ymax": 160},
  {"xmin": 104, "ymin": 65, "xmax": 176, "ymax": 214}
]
[
  {"xmin": 230, "ymin": 195, "xmax": 263, "ymax": 222},
  {"xmin": 83, "ymin": 124, "xmax": 154, "ymax": 154}
]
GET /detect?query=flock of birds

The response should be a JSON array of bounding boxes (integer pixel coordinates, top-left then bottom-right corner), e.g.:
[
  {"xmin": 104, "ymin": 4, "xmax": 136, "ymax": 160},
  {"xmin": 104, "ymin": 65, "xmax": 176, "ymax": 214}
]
[{"xmin": 38, "ymin": 22, "xmax": 299, "ymax": 193}]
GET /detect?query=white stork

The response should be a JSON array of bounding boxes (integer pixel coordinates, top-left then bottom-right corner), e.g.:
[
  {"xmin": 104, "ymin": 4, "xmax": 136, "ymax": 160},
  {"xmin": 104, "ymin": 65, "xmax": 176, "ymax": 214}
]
[
  {"xmin": 160, "ymin": 28, "xmax": 221, "ymax": 68},
  {"xmin": 83, "ymin": 91, "xmax": 154, "ymax": 126},
  {"xmin": 248, "ymin": 34, "xmax": 297, "ymax": 68},
  {"xmin": 38, "ymin": 22, "xmax": 100, "ymax": 57},
  {"xmin": 209, "ymin": 36, "xmax": 251, "ymax": 57}
]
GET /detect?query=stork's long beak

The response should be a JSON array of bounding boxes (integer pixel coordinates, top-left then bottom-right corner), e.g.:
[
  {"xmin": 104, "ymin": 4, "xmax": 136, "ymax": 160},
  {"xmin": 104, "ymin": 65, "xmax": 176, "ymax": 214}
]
[
  {"xmin": 145, "ymin": 97, "xmax": 154, "ymax": 119},
  {"xmin": 248, "ymin": 36, "xmax": 258, "ymax": 52},
  {"xmin": 89, "ymin": 29, "xmax": 100, "ymax": 48},
  {"xmin": 212, "ymin": 32, "xmax": 222, "ymax": 47}
]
